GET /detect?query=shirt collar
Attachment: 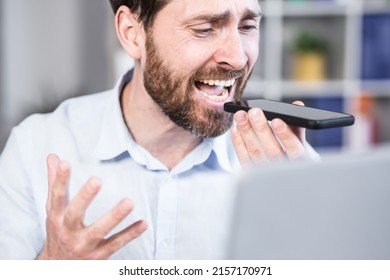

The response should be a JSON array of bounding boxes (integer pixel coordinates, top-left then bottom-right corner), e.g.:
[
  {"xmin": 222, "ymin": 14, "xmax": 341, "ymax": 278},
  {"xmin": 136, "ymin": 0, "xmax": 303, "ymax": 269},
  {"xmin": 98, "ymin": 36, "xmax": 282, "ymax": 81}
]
[
  {"xmin": 93, "ymin": 69, "xmax": 236, "ymax": 173},
  {"xmin": 210, "ymin": 133, "xmax": 237, "ymax": 173},
  {"xmin": 92, "ymin": 71, "xmax": 134, "ymax": 161}
]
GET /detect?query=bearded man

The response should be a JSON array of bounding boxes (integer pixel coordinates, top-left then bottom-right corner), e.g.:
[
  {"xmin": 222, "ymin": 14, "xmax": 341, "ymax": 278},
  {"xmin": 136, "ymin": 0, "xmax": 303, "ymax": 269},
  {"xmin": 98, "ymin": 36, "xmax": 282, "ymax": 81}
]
[{"xmin": 0, "ymin": 0, "xmax": 316, "ymax": 260}]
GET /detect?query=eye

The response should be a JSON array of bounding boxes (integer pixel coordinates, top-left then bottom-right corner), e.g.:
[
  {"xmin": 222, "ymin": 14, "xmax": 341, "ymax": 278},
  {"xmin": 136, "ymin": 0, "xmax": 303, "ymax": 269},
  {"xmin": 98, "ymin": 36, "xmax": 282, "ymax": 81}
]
[
  {"xmin": 192, "ymin": 28, "xmax": 215, "ymax": 38},
  {"xmin": 240, "ymin": 25, "xmax": 257, "ymax": 32},
  {"xmin": 239, "ymin": 20, "xmax": 259, "ymax": 33}
]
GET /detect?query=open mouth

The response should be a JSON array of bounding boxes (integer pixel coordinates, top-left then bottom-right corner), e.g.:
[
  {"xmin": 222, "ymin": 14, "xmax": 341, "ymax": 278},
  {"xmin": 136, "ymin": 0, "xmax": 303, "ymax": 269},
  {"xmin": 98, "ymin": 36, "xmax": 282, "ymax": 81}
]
[{"xmin": 194, "ymin": 78, "xmax": 236, "ymax": 102}]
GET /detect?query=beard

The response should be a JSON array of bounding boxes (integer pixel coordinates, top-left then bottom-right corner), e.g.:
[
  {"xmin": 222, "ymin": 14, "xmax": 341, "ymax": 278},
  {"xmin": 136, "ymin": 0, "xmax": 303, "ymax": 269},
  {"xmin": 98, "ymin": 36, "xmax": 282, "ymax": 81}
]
[{"xmin": 143, "ymin": 33, "xmax": 251, "ymax": 138}]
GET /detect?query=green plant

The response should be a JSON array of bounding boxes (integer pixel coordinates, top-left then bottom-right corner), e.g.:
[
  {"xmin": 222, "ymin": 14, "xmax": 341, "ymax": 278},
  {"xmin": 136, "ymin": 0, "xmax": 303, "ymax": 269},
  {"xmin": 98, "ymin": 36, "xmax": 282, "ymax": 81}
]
[{"xmin": 292, "ymin": 30, "xmax": 328, "ymax": 54}]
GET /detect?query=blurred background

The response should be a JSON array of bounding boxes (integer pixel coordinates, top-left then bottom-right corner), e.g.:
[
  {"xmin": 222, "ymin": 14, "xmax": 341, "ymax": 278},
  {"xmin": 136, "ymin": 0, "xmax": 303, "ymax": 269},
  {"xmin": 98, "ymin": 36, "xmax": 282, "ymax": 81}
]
[
  {"xmin": 1, "ymin": 0, "xmax": 390, "ymax": 154},
  {"xmin": 0, "ymin": 0, "xmax": 133, "ymax": 151}
]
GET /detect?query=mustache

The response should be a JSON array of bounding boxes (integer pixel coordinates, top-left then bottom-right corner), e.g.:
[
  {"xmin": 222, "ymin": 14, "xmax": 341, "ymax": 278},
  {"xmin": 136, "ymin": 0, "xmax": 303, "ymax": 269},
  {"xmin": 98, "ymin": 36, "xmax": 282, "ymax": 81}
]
[{"xmin": 191, "ymin": 67, "xmax": 246, "ymax": 82}]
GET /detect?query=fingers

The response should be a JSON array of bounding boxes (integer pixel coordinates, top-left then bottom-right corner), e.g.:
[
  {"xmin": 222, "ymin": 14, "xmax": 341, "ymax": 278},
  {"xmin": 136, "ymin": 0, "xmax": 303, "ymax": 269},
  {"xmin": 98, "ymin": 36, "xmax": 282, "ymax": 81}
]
[
  {"xmin": 232, "ymin": 102, "xmax": 308, "ymax": 164},
  {"xmin": 247, "ymin": 108, "xmax": 285, "ymax": 160},
  {"xmin": 233, "ymin": 110, "xmax": 266, "ymax": 162},
  {"xmin": 46, "ymin": 155, "xmax": 70, "ymax": 216},
  {"xmin": 46, "ymin": 154, "xmax": 60, "ymax": 210},
  {"xmin": 267, "ymin": 99, "xmax": 307, "ymax": 159},
  {"xmin": 47, "ymin": 154, "xmax": 60, "ymax": 187},
  {"xmin": 230, "ymin": 126, "xmax": 251, "ymax": 164},
  {"xmin": 43, "ymin": 155, "xmax": 146, "ymax": 259},
  {"xmin": 271, "ymin": 118, "xmax": 306, "ymax": 159},
  {"xmin": 291, "ymin": 101, "xmax": 307, "ymax": 143},
  {"xmin": 233, "ymin": 109, "xmax": 285, "ymax": 163},
  {"xmin": 95, "ymin": 220, "xmax": 147, "ymax": 259},
  {"xmin": 51, "ymin": 161, "xmax": 71, "ymax": 215},
  {"xmin": 292, "ymin": 100, "xmax": 304, "ymax": 107},
  {"xmin": 85, "ymin": 198, "xmax": 135, "ymax": 246},
  {"xmin": 84, "ymin": 198, "xmax": 147, "ymax": 259},
  {"xmin": 63, "ymin": 177, "xmax": 102, "ymax": 229}
]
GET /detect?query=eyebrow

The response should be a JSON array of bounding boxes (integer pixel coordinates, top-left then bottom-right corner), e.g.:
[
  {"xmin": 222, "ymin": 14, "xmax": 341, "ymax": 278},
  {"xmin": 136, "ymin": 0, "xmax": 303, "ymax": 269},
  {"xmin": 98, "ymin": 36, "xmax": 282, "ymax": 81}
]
[
  {"xmin": 241, "ymin": 9, "xmax": 263, "ymax": 21},
  {"xmin": 183, "ymin": 8, "xmax": 262, "ymax": 25}
]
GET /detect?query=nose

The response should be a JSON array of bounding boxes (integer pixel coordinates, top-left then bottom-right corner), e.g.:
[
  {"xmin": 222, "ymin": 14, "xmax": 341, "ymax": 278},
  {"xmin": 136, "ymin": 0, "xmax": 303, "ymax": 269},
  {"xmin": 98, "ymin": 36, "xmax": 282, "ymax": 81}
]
[{"xmin": 214, "ymin": 30, "xmax": 248, "ymax": 70}]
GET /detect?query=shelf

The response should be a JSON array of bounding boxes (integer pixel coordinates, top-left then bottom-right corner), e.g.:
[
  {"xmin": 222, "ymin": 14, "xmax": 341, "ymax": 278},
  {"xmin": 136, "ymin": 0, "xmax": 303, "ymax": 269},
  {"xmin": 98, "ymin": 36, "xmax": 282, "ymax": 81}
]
[
  {"xmin": 281, "ymin": 16, "xmax": 347, "ymax": 81},
  {"xmin": 246, "ymin": 79, "xmax": 390, "ymax": 99},
  {"xmin": 282, "ymin": 2, "xmax": 349, "ymax": 17},
  {"xmin": 260, "ymin": 0, "xmax": 390, "ymax": 17},
  {"xmin": 246, "ymin": 80, "xmax": 343, "ymax": 98},
  {"xmin": 260, "ymin": 0, "xmax": 356, "ymax": 17},
  {"xmin": 250, "ymin": 0, "xmax": 390, "ymax": 150},
  {"xmin": 363, "ymin": 0, "xmax": 390, "ymax": 13},
  {"xmin": 361, "ymin": 80, "xmax": 390, "ymax": 94},
  {"xmin": 363, "ymin": 8, "xmax": 390, "ymax": 15}
]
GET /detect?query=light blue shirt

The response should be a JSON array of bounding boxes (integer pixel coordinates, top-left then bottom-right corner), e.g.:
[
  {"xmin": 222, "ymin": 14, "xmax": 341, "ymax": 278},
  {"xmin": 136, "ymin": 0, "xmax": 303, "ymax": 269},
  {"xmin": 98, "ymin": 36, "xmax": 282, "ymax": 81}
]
[{"xmin": 0, "ymin": 71, "xmax": 240, "ymax": 260}]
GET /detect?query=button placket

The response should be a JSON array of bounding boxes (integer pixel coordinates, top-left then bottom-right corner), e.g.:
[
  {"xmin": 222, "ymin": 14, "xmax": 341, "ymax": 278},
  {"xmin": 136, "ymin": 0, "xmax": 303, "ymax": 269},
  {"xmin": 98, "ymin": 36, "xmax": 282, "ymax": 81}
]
[{"xmin": 155, "ymin": 173, "xmax": 178, "ymax": 259}]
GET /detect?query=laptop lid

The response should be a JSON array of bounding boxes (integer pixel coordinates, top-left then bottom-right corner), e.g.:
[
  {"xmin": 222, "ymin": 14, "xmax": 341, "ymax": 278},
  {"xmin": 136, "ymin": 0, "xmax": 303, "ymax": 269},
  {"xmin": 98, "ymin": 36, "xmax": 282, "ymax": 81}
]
[{"xmin": 228, "ymin": 145, "xmax": 390, "ymax": 260}]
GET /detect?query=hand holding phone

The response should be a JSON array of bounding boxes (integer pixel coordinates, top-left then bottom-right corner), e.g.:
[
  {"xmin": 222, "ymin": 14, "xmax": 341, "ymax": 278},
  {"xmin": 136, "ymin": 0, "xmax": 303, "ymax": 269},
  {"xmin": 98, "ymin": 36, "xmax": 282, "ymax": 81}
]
[{"xmin": 224, "ymin": 99, "xmax": 355, "ymax": 129}]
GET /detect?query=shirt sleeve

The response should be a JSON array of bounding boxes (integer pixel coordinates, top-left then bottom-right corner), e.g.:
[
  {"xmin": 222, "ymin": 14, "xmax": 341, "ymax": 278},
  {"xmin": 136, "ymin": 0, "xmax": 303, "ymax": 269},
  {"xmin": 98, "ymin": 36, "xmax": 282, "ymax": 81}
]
[{"xmin": 0, "ymin": 128, "xmax": 44, "ymax": 259}]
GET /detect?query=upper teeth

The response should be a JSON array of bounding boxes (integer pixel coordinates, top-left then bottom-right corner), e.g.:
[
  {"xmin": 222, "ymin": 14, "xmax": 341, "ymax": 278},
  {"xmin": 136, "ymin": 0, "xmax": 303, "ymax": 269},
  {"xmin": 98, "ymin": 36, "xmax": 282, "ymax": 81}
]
[{"xmin": 198, "ymin": 79, "xmax": 236, "ymax": 87}]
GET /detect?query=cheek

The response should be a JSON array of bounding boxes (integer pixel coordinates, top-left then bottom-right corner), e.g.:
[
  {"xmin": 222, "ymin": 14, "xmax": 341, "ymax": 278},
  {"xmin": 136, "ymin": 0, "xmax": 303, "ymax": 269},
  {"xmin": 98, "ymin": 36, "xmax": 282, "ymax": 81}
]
[
  {"xmin": 170, "ymin": 40, "xmax": 215, "ymax": 72},
  {"xmin": 244, "ymin": 37, "xmax": 260, "ymax": 70}
]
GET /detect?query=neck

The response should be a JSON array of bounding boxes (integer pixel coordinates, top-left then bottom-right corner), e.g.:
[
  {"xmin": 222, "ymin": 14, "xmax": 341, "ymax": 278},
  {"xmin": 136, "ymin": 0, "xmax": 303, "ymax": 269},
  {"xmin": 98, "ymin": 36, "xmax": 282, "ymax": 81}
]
[{"xmin": 121, "ymin": 69, "xmax": 202, "ymax": 170}]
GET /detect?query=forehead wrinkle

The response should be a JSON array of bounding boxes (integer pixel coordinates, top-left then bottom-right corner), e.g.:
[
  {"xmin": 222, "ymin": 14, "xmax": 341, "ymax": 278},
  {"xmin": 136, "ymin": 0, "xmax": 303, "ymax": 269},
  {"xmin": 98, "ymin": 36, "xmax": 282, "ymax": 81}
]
[
  {"xmin": 181, "ymin": 7, "xmax": 261, "ymax": 26},
  {"xmin": 182, "ymin": 10, "xmax": 231, "ymax": 25}
]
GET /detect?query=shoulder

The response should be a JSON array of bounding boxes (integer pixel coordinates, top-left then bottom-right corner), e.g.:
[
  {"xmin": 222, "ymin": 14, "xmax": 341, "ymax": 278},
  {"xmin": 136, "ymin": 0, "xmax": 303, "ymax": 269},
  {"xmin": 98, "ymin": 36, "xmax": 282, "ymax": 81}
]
[
  {"xmin": 17, "ymin": 91, "xmax": 111, "ymax": 133},
  {"xmin": 11, "ymin": 90, "xmax": 115, "ymax": 160},
  {"xmin": 21, "ymin": 91, "xmax": 111, "ymax": 127}
]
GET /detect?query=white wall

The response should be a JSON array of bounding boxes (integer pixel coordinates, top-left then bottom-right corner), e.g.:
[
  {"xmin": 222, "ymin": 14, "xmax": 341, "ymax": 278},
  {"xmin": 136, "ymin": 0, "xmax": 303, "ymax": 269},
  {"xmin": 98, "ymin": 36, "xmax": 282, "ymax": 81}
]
[{"xmin": 0, "ymin": 0, "xmax": 117, "ymax": 151}]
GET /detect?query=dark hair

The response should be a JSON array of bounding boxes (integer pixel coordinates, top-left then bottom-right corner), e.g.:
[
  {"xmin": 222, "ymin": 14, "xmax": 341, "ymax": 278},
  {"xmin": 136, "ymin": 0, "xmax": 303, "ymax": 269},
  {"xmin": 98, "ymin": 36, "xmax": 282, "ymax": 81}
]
[{"xmin": 109, "ymin": 0, "xmax": 170, "ymax": 29}]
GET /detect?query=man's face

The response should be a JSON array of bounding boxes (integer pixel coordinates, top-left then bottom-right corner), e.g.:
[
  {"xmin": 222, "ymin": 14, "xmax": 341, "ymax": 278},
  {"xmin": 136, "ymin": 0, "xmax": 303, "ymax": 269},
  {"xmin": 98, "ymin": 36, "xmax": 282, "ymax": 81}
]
[{"xmin": 143, "ymin": 0, "xmax": 261, "ymax": 138}]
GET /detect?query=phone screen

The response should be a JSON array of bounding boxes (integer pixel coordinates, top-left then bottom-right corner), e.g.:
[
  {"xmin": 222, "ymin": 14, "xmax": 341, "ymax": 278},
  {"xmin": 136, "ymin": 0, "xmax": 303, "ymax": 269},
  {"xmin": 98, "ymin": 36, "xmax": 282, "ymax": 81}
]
[{"xmin": 245, "ymin": 100, "xmax": 349, "ymax": 119}]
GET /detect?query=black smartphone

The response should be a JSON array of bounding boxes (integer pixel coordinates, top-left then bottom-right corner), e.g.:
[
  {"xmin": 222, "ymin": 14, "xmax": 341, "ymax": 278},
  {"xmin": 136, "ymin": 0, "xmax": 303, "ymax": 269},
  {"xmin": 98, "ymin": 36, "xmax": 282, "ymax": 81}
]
[{"xmin": 224, "ymin": 99, "xmax": 355, "ymax": 129}]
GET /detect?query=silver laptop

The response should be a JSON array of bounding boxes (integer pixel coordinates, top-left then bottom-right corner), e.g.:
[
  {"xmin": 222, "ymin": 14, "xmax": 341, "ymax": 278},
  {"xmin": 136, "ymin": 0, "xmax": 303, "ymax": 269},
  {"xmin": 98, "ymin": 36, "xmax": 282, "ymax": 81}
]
[{"xmin": 228, "ymin": 145, "xmax": 390, "ymax": 260}]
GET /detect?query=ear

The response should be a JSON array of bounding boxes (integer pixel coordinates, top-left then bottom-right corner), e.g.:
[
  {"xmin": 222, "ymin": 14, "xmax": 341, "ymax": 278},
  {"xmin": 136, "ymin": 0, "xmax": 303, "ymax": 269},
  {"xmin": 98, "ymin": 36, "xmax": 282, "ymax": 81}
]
[{"xmin": 115, "ymin": 6, "xmax": 145, "ymax": 60}]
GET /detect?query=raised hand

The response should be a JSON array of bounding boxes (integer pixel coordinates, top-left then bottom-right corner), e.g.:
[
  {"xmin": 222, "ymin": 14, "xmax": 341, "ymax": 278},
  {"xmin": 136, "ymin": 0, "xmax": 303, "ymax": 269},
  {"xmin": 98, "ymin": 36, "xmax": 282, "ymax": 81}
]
[
  {"xmin": 231, "ymin": 101, "xmax": 308, "ymax": 165},
  {"xmin": 37, "ymin": 154, "xmax": 147, "ymax": 260}
]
